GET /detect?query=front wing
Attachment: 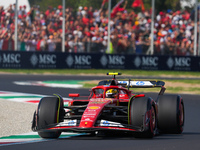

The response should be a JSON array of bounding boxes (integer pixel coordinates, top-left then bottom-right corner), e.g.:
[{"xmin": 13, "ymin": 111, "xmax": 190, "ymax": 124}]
[{"xmin": 32, "ymin": 119, "xmax": 148, "ymax": 134}]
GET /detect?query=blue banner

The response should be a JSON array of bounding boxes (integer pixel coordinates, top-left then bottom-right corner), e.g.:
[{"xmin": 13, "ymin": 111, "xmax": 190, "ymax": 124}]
[{"xmin": 0, "ymin": 51, "xmax": 199, "ymax": 71}]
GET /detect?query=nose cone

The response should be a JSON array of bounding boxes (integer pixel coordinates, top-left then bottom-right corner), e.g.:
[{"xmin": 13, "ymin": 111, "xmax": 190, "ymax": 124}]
[
  {"xmin": 79, "ymin": 105, "xmax": 102, "ymax": 128},
  {"xmin": 79, "ymin": 98, "xmax": 114, "ymax": 128}
]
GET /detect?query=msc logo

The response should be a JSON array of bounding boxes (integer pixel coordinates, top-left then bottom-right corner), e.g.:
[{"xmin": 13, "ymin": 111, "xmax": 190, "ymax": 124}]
[
  {"xmin": 74, "ymin": 55, "xmax": 91, "ymax": 65},
  {"xmin": 175, "ymin": 57, "xmax": 190, "ymax": 67},
  {"xmin": 134, "ymin": 56, "xmax": 158, "ymax": 68},
  {"xmin": 0, "ymin": 53, "xmax": 21, "ymax": 63},
  {"xmin": 30, "ymin": 54, "xmax": 56, "ymax": 67},
  {"xmin": 66, "ymin": 55, "xmax": 91, "ymax": 68},
  {"xmin": 108, "ymin": 55, "xmax": 125, "ymax": 65},
  {"xmin": 142, "ymin": 56, "xmax": 158, "ymax": 66},
  {"xmin": 38, "ymin": 54, "xmax": 56, "ymax": 64},
  {"xmin": 167, "ymin": 57, "xmax": 191, "ymax": 69},
  {"xmin": 100, "ymin": 55, "xmax": 125, "ymax": 67}
]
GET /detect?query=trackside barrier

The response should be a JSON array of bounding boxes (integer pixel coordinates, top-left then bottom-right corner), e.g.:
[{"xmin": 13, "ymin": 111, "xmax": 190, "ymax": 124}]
[{"xmin": 0, "ymin": 51, "xmax": 199, "ymax": 71}]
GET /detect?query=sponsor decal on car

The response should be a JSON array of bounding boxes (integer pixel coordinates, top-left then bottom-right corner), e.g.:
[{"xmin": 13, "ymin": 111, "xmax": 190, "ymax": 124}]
[
  {"xmin": 118, "ymin": 81, "xmax": 153, "ymax": 86},
  {"xmin": 136, "ymin": 81, "xmax": 145, "ymax": 85},
  {"xmin": 88, "ymin": 106, "xmax": 100, "ymax": 110},
  {"xmin": 102, "ymin": 121, "xmax": 110, "ymax": 126},
  {"xmin": 87, "ymin": 109, "xmax": 97, "ymax": 112},
  {"xmin": 90, "ymin": 101, "xmax": 106, "ymax": 104},
  {"xmin": 83, "ymin": 114, "xmax": 96, "ymax": 118},
  {"xmin": 82, "ymin": 118, "xmax": 93, "ymax": 122},
  {"xmin": 58, "ymin": 120, "xmax": 77, "ymax": 126},
  {"xmin": 100, "ymin": 120, "xmax": 124, "ymax": 127},
  {"xmin": 90, "ymin": 99, "xmax": 106, "ymax": 104}
]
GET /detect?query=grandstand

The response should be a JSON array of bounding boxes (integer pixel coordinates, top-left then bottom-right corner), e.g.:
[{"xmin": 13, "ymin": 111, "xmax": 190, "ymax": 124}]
[{"xmin": 0, "ymin": 0, "xmax": 198, "ymax": 56}]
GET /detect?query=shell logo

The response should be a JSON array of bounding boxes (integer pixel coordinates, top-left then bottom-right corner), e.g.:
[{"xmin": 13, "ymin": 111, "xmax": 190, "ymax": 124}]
[{"xmin": 88, "ymin": 106, "xmax": 100, "ymax": 110}]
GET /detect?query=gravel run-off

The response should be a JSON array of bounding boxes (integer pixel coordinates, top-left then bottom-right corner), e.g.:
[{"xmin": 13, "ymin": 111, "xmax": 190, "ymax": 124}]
[{"xmin": 0, "ymin": 99, "xmax": 37, "ymax": 137}]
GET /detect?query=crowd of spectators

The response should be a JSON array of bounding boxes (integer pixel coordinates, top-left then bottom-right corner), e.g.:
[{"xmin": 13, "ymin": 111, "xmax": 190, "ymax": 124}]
[{"xmin": 0, "ymin": 2, "xmax": 196, "ymax": 55}]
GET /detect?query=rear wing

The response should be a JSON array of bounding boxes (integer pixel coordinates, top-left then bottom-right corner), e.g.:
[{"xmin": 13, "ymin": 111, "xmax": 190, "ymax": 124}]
[
  {"xmin": 118, "ymin": 80, "xmax": 165, "ymax": 88},
  {"xmin": 98, "ymin": 80, "xmax": 165, "ymax": 88},
  {"xmin": 98, "ymin": 73, "xmax": 166, "ymax": 95}
]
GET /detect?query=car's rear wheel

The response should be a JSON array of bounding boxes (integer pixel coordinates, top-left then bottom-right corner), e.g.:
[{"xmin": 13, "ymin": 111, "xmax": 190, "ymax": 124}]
[
  {"xmin": 157, "ymin": 95, "xmax": 184, "ymax": 134},
  {"xmin": 37, "ymin": 96, "xmax": 64, "ymax": 138},
  {"xmin": 130, "ymin": 97, "xmax": 156, "ymax": 138}
]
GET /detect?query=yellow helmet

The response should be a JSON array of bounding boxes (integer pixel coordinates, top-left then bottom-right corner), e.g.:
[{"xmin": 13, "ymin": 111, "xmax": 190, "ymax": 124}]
[{"xmin": 106, "ymin": 89, "xmax": 118, "ymax": 98}]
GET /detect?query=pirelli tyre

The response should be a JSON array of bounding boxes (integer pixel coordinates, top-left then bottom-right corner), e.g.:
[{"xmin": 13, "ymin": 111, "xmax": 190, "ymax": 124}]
[
  {"xmin": 37, "ymin": 96, "xmax": 64, "ymax": 138},
  {"xmin": 130, "ymin": 97, "xmax": 157, "ymax": 138},
  {"xmin": 157, "ymin": 95, "xmax": 184, "ymax": 134}
]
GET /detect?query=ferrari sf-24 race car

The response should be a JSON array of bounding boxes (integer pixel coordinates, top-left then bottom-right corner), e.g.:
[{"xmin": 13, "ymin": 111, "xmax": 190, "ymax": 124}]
[{"xmin": 32, "ymin": 73, "xmax": 184, "ymax": 138}]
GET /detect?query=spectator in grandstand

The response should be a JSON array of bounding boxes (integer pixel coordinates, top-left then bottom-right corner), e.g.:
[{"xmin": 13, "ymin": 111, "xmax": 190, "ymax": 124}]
[
  {"xmin": 87, "ymin": 6, "xmax": 93, "ymax": 19},
  {"xmin": 47, "ymin": 35, "xmax": 56, "ymax": 52},
  {"xmin": 28, "ymin": 35, "xmax": 37, "ymax": 51},
  {"xmin": 135, "ymin": 35, "xmax": 145, "ymax": 54},
  {"xmin": 1, "ymin": 31, "xmax": 14, "ymax": 50},
  {"xmin": 115, "ymin": 34, "xmax": 127, "ymax": 54},
  {"xmin": 54, "ymin": 32, "xmax": 62, "ymax": 52},
  {"xmin": 93, "ymin": 8, "xmax": 102, "ymax": 26},
  {"xmin": 66, "ymin": 34, "xmax": 75, "ymax": 52},
  {"xmin": 126, "ymin": 32, "xmax": 136, "ymax": 54},
  {"xmin": 18, "ymin": 34, "xmax": 26, "ymax": 51},
  {"xmin": 36, "ymin": 36, "xmax": 46, "ymax": 51},
  {"xmin": 0, "ymin": 28, "xmax": 5, "ymax": 50},
  {"xmin": 18, "ymin": 5, "xmax": 27, "ymax": 16},
  {"xmin": 77, "ymin": 6, "xmax": 83, "ymax": 17},
  {"xmin": 74, "ymin": 36, "xmax": 85, "ymax": 53}
]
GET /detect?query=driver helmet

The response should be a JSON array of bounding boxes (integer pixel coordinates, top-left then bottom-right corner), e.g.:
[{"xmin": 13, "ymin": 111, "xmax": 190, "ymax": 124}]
[{"xmin": 106, "ymin": 89, "xmax": 118, "ymax": 98}]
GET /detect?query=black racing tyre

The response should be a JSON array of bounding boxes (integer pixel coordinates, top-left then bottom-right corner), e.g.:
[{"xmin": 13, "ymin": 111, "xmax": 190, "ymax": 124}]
[
  {"xmin": 130, "ymin": 97, "xmax": 156, "ymax": 138},
  {"xmin": 37, "ymin": 96, "xmax": 64, "ymax": 138},
  {"xmin": 157, "ymin": 95, "xmax": 184, "ymax": 134}
]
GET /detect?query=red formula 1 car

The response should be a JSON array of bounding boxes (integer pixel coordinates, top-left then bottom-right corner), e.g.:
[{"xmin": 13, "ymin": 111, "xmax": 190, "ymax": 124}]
[{"xmin": 32, "ymin": 73, "xmax": 184, "ymax": 138}]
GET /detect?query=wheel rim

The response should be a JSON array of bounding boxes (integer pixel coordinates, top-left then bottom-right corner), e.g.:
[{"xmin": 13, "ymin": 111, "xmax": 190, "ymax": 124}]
[
  {"xmin": 151, "ymin": 107, "xmax": 156, "ymax": 131},
  {"xmin": 179, "ymin": 103, "xmax": 184, "ymax": 126}
]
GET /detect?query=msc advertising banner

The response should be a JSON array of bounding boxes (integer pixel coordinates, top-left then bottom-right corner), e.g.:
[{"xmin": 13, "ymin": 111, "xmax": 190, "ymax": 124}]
[{"xmin": 0, "ymin": 51, "xmax": 199, "ymax": 71}]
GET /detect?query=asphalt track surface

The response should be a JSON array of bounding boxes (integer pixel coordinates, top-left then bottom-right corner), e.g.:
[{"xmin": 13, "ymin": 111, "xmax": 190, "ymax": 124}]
[{"xmin": 0, "ymin": 74, "xmax": 200, "ymax": 150}]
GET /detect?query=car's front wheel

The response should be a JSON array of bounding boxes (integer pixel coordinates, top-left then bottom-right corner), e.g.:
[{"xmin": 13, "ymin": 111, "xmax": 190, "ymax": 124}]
[{"xmin": 37, "ymin": 96, "xmax": 64, "ymax": 138}]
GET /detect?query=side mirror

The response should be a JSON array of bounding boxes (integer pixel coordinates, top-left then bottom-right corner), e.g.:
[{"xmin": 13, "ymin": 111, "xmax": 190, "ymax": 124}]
[{"xmin": 68, "ymin": 93, "xmax": 80, "ymax": 97}]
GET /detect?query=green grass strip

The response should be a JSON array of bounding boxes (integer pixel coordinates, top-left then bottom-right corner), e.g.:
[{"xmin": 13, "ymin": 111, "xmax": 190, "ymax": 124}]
[
  {"xmin": 0, "ymin": 135, "xmax": 41, "ymax": 139},
  {"xmin": 0, "ymin": 134, "xmax": 79, "ymax": 139},
  {"xmin": 0, "ymin": 96, "xmax": 42, "ymax": 99},
  {"xmin": 43, "ymin": 80, "xmax": 85, "ymax": 84},
  {"xmin": 1, "ymin": 69, "xmax": 200, "ymax": 77}
]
